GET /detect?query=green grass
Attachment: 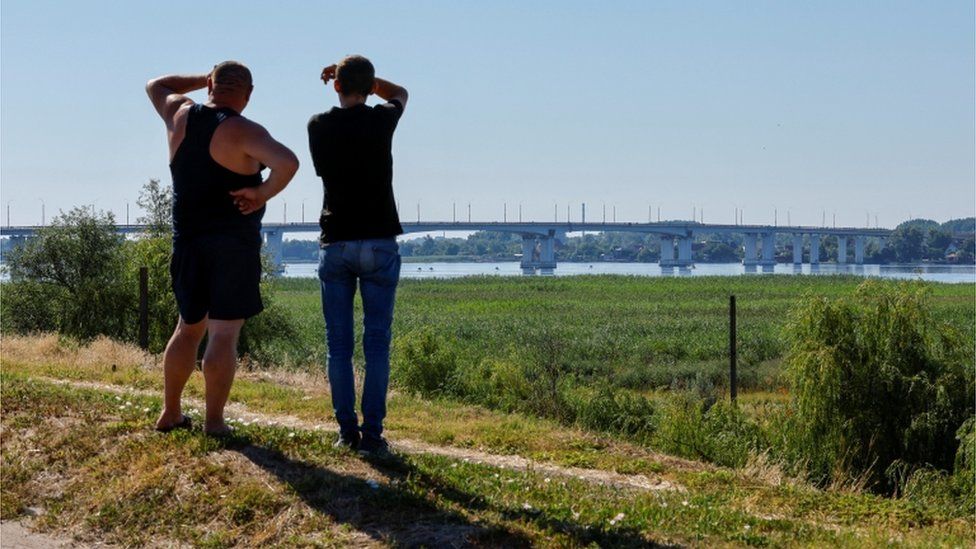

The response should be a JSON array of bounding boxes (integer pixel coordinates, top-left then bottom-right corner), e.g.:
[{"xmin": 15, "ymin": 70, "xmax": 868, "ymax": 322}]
[
  {"xmin": 270, "ymin": 275, "xmax": 974, "ymax": 391},
  {"xmin": 3, "ymin": 372, "xmax": 973, "ymax": 547}
]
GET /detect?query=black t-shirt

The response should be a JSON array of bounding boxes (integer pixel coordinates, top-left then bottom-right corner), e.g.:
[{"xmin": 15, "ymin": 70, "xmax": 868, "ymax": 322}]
[{"xmin": 307, "ymin": 100, "xmax": 404, "ymax": 244}]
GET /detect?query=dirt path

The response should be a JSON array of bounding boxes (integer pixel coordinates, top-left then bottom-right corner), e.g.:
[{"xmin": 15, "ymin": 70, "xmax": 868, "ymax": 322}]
[
  {"xmin": 42, "ymin": 377, "xmax": 681, "ymax": 492},
  {"xmin": 0, "ymin": 520, "xmax": 98, "ymax": 548}
]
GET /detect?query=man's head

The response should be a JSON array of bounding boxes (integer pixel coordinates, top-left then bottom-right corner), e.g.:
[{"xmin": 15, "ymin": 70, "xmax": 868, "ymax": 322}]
[
  {"xmin": 207, "ymin": 60, "xmax": 253, "ymax": 110},
  {"xmin": 335, "ymin": 55, "xmax": 375, "ymax": 98}
]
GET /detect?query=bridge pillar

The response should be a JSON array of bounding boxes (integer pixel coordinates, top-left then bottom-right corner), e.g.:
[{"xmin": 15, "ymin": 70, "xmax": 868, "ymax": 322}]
[
  {"xmin": 539, "ymin": 235, "xmax": 556, "ymax": 270},
  {"xmin": 854, "ymin": 235, "xmax": 865, "ymax": 264},
  {"xmin": 760, "ymin": 232, "xmax": 776, "ymax": 266},
  {"xmin": 792, "ymin": 234, "xmax": 803, "ymax": 265},
  {"xmin": 810, "ymin": 234, "xmax": 821, "ymax": 264},
  {"xmin": 264, "ymin": 230, "xmax": 284, "ymax": 272},
  {"xmin": 837, "ymin": 236, "xmax": 847, "ymax": 264},
  {"xmin": 659, "ymin": 235, "xmax": 675, "ymax": 266},
  {"xmin": 743, "ymin": 233, "xmax": 757, "ymax": 266},
  {"xmin": 520, "ymin": 236, "xmax": 537, "ymax": 271},
  {"xmin": 676, "ymin": 236, "xmax": 693, "ymax": 267}
]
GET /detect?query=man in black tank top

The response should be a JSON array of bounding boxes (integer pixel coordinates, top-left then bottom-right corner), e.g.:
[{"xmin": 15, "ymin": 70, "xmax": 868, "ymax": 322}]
[
  {"xmin": 308, "ymin": 56, "xmax": 408, "ymax": 454},
  {"xmin": 146, "ymin": 61, "xmax": 299, "ymax": 436}
]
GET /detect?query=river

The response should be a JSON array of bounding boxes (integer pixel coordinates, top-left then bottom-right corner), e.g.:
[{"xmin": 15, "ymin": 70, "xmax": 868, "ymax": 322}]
[{"xmin": 283, "ymin": 261, "xmax": 976, "ymax": 284}]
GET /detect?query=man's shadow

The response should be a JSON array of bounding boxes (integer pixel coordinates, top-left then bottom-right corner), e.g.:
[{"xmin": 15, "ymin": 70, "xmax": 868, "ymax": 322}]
[{"xmin": 221, "ymin": 435, "xmax": 673, "ymax": 548}]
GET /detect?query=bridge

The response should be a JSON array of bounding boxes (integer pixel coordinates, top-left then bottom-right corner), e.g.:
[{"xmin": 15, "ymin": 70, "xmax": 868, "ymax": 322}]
[{"xmin": 2, "ymin": 221, "xmax": 892, "ymax": 271}]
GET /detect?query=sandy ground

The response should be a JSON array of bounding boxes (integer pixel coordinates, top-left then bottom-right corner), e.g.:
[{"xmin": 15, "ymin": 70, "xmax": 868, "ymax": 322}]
[{"xmin": 1, "ymin": 521, "xmax": 86, "ymax": 548}]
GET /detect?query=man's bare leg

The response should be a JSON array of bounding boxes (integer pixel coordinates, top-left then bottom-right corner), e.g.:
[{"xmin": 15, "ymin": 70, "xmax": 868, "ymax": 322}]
[
  {"xmin": 156, "ymin": 316, "xmax": 208, "ymax": 430},
  {"xmin": 201, "ymin": 319, "xmax": 244, "ymax": 435}
]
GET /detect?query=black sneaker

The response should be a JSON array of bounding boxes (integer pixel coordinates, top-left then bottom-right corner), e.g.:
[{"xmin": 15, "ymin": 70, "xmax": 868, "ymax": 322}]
[
  {"xmin": 334, "ymin": 429, "xmax": 361, "ymax": 450},
  {"xmin": 358, "ymin": 434, "xmax": 391, "ymax": 457}
]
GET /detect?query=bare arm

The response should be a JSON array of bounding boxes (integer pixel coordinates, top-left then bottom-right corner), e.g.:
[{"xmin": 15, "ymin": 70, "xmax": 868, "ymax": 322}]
[
  {"xmin": 373, "ymin": 77, "xmax": 408, "ymax": 108},
  {"xmin": 229, "ymin": 123, "xmax": 300, "ymax": 215},
  {"xmin": 145, "ymin": 73, "xmax": 208, "ymax": 126}
]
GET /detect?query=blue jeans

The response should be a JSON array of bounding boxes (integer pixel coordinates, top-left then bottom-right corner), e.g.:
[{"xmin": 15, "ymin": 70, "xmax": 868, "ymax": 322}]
[{"xmin": 318, "ymin": 238, "xmax": 401, "ymax": 438}]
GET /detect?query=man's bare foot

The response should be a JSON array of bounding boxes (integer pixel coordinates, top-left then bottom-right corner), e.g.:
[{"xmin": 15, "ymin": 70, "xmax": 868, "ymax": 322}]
[
  {"xmin": 155, "ymin": 411, "xmax": 192, "ymax": 433},
  {"xmin": 204, "ymin": 422, "xmax": 234, "ymax": 437}
]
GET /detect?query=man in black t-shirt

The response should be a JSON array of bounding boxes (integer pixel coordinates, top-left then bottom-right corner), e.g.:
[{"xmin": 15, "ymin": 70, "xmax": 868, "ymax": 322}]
[{"xmin": 308, "ymin": 55, "xmax": 408, "ymax": 455}]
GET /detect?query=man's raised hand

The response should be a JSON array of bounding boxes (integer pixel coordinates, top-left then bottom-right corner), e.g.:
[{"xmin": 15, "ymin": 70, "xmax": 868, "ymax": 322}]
[{"xmin": 321, "ymin": 65, "xmax": 337, "ymax": 85}]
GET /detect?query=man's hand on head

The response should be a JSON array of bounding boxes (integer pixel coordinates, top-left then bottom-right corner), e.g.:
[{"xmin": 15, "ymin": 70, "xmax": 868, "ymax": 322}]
[
  {"xmin": 229, "ymin": 187, "xmax": 269, "ymax": 216},
  {"xmin": 321, "ymin": 65, "xmax": 337, "ymax": 86}
]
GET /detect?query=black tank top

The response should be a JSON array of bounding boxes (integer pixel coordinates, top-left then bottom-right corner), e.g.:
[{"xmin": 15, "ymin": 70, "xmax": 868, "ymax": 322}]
[{"xmin": 169, "ymin": 104, "xmax": 264, "ymax": 245}]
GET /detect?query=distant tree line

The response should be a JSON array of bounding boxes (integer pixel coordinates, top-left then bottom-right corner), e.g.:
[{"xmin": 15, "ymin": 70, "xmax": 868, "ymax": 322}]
[{"xmin": 275, "ymin": 217, "xmax": 975, "ymax": 264}]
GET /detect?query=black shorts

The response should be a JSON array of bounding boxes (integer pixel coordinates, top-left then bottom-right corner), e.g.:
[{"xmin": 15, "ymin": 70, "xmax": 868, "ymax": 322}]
[{"xmin": 170, "ymin": 235, "xmax": 264, "ymax": 324}]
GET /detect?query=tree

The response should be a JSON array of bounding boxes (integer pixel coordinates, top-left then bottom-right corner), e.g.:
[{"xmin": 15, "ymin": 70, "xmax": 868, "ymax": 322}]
[
  {"xmin": 702, "ymin": 241, "xmax": 740, "ymax": 262},
  {"xmin": 924, "ymin": 229, "xmax": 952, "ymax": 261},
  {"xmin": 891, "ymin": 226, "xmax": 925, "ymax": 262},
  {"xmin": 137, "ymin": 178, "xmax": 173, "ymax": 237},
  {"xmin": 958, "ymin": 237, "xmax": 975, "ymax": 264},
  {"xmin": 3, "ymin": 207, "xmax": 134, "ymax": 340}
]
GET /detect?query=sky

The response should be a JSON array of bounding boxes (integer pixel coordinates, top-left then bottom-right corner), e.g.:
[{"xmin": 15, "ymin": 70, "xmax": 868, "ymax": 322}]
[{"xmin": 1, "ymin": 1, "xmax": 974, "ymax": 229}]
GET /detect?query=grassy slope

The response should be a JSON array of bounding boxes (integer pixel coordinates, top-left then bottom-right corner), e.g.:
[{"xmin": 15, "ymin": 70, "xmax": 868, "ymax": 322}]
[{"xmin": 2, "ymin": 337, "xmax": 972, "ymax": 547}]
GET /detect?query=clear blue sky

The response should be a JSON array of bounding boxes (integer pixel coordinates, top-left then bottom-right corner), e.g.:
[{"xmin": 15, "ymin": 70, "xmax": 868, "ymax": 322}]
[{"xmin": 2, "ymin": 1, "xmax": 973, "ymax": 228}]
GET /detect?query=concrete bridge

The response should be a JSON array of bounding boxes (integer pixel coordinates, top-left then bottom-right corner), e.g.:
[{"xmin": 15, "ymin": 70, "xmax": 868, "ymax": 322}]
[{"xmin": 2, "ymin": 221, "xmax": 892, "ymax": 271}]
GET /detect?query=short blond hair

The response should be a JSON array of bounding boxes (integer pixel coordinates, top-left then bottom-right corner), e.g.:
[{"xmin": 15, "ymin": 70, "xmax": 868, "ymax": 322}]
[{"xmin": 211, "ymin": 60, "xmax": 252, "ymax": 94}]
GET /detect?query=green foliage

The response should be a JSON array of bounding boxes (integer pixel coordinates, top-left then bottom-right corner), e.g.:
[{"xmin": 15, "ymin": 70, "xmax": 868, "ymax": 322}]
[
  {"xmin": 781, "ymin": 280, "xmax": 974, "ymax": 492},
  {"xmin": 2, "ymin": 207, "xmax": 135, "ymax": 340},
  {"xmin": 890, "ymin": 225, "xmax": 925, "ymax": 262},
  {"xmin": 125, "ymin": 236, "xmax": 176, "ymax": 352},
  {"xmin": 653, "ymin": 392, "xmax": 764, "ymax": 467},
  {"xmin": 393, "ymin": 328, "xmax": 459, "ymax": 396},
  {"xmin": 0, "ymin": 279, "xmax": 64, "ymax": 333},
  {"xmin": 940, "ymin": 217, "xmax": 976, "ymax": 234},
  {"xmin": 572, "ymin": 385, "xmax": 657, "ymax": 443},
  {"xmin": 136, "ymin": 178, "xmax": 173, "ymax": 236}
]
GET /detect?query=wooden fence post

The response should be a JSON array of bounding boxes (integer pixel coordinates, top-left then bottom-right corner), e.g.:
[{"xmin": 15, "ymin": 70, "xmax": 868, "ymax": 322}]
[
  {"xmin": 729, "ymin": 294, "xmax": 737, "ymax": 403},
  {"xmin": 139, "ymin": 267, "xmax": 149, "ymax": 350}
]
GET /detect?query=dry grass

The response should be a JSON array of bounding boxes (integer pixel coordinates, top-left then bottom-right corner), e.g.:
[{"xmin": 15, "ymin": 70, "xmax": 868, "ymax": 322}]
[{"xmin": 1, "ymin": 333, "xmax": 153, "ymax": 370}]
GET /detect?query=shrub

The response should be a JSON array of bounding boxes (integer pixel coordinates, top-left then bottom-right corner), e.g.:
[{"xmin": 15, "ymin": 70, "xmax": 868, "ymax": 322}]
[
  {"xmin": 392, "ymin": 328, "xmax": 459, "ymax": 396},
  {"xmin": 573, "ymin": 385, "xmax": 657, "ymax": 444},
  {"xmin": 781, "ymin": 280, "xmax": 974, "ymax": 493},
  {"xmin": 2, "ymin": 207, "xmax": 135, "ymax": 341},
  {"xmin": 125, "ymin": 236, "xmax": 177, "ymax": 353},
  {"xmin": 652, "ymin": 391, "xmax": 764, "ymax": 468}
]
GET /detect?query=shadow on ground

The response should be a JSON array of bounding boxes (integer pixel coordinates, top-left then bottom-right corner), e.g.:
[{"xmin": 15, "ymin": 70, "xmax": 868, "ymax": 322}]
[{"xmin": 219, "ymin": 433, "xmax": 676, "ymax": 548}]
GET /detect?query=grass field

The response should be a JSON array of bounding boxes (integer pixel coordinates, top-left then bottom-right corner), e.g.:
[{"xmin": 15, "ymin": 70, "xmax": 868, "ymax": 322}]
[{"xmin": 268, "ymin": 275, "xmax": 974, "ymax": 392}]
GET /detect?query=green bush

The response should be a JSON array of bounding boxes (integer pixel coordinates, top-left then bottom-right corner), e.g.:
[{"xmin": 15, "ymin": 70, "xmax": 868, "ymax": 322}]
[
  {"xmin": 392, "ymin": 328, "xmax": 459, "ymax": 396},
  {"xmin": 2, "ymin": 207, "xmax": 135, "ymax": 341},
  {"xmin": 573, "ymin": 385, "xmax": 657, "ymax": 444},
  {"xmin": 125, "ymin": 236, "xmax": 177, "ymax": 353},
  {"xmin": 652, "ymin": 391, "xmax": 764, "ymax": 468},
  {"xmin": 0, "ymin": 279, "xmax": 64, "ymax": 333},
  {"xmin": 781, "ymin": 280, "xmax": 974, "ymax": 493}
]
